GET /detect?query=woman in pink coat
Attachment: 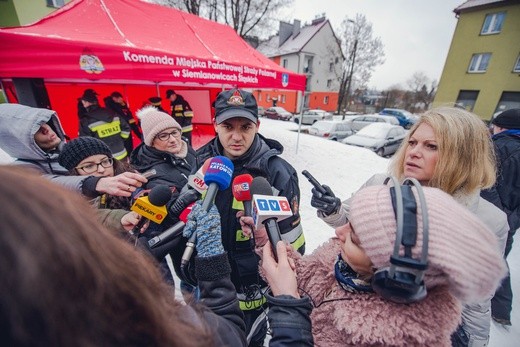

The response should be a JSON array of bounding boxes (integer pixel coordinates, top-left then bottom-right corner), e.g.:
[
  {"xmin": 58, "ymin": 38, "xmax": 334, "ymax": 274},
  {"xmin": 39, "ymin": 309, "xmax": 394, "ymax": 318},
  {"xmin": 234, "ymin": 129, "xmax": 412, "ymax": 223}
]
[{"xmin": 245, "ymin": 184, "xmax": 506, "ymax": 346}]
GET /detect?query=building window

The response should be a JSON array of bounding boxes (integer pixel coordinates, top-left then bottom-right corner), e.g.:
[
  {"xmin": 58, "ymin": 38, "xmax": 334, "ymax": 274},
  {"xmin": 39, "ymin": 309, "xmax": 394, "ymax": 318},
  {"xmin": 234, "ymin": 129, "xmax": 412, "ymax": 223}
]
[
  {"xmin": 456, "ymin": 90, "xmax": 479, "ymax": 111},
  {"xmin": 282, "ymin": 59, "xmax": 288, "ymax": 68},
  {"xmin": 281, "ymin": 95, "xmax": 286, "ymax": 104},
  {"xmin": 303, "ymin": 56, "xmax": 313, "ymax": 73},
  {"xmin": 324, "ymin": 96, "xmax": 329, "ymax": 105},
  {"xmin": 494, "ymin": 92, "xmax": 520, "ymax": 115},
  {"xmin": 329, "ymin": 63, "xmax": 334, "ymax": 72},
  {"xmin": 47, "ymin": 0, "xmax": 65, "ymax": 7},
  {"xmin": 327, "ymin": 80, "xmax": 332, "ymax": 88},
  {"xmin": 514, "ymin": 54, "xmax": 520, "ymax": 73},
  {"xmin": 481, "ymin": 12, "xmax": 505, "ymax": 35},
  {"xmin": 468, "ymin": 53, "xmax": 491, "ymax": 73}
]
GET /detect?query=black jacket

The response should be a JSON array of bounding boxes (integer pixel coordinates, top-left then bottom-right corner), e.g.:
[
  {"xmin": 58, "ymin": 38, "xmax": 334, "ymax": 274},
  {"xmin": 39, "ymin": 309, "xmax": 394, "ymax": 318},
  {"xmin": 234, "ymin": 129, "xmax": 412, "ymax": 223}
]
[
  {"xmin": 104, "ymin": 96, "xmax": 135, "ymax": 125},
  {"xmin": 197, "ymin": 134, "xmax": 304, "ymax": 292},
  {"xmin": 267, "ymin": 294, "xmax": 314, "ymax": 347},
  {"xmin": 130, "ymin": 142, "xmax": 199, "ymax": 279},
  {"xmin": 79, "ymin": 104, "xmax": 130, "ymax": 160},
  {"xmin": 170, "ymin": 94, "xmax": 194, "ymax": 131},
  {"xmin": 130, "ymin": 142, "xmax": 198, "ymax": 193},
  {"xmin": 481, "ymin": 130, "xmax": 520, "ymax": 231},
  {"xmin": 184, "ymin": 252, "xmax": 247, "ymax": 346}
]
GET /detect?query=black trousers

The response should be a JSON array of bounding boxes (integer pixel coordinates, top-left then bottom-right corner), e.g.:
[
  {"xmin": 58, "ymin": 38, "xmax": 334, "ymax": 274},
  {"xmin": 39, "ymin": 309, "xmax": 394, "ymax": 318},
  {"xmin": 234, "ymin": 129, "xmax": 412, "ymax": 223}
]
[{"xmin": 491, "ymin": 229, "xmax": 515, "ymax": 321}]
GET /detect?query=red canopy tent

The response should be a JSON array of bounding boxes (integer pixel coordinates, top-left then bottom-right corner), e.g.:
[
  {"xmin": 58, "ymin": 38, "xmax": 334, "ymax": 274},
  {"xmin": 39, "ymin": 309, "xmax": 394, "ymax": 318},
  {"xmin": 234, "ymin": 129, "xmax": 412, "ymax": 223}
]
[{"xmin": 0, "ymin": 0, "xmax": 306, "ymax": 147}]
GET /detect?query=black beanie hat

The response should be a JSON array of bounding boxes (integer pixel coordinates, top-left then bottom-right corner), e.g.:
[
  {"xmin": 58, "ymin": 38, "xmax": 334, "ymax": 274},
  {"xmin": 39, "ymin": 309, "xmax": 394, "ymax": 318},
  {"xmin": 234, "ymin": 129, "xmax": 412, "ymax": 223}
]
[
  {"xmin": 492, "ymin": 109, "xmax": 520, "ymax": 129},
  {"xmin": 59, "ymin": 137, "xmax": 112, "ymax": 170}
]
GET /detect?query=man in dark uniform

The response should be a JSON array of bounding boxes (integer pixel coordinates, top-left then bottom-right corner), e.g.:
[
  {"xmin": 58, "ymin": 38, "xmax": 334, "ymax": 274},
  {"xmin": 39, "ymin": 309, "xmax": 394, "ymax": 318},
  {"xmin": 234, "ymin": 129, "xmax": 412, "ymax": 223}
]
[
  {"xmin": 79, "ymin": 89, "xmax": 130, "ymax": 161},
  {"xmin": 104, "ymin": 91, "xmax": 142, "ymax": 155},
  {"xmin": 166, "ymin": 89, "xmax": 194, "ymax": 144},
  {"xmin": 196, "ymin": 88, "xmax": 305, "ymax": 346}
]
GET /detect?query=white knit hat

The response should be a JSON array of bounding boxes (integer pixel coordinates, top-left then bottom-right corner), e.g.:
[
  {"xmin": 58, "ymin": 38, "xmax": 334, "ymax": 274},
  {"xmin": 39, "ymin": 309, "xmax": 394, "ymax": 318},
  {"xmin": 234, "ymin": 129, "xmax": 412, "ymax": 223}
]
[
  {"xmin": 350, "ymin": 185, "xmax": 506, "ymax": 303},
  {"xmin": 137, "ymin": 106, "xmax": 181, "ymax": 146}
]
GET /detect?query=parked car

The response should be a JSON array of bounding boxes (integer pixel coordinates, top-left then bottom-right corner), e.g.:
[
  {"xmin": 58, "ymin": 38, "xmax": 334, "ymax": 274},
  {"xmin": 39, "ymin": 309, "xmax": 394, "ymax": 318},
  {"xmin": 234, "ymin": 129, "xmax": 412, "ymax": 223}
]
[
  {"xmin": 379, "ymin": 108, "xmax": 416, "ymax": 129},
  {"xmin": 293, "ymin": 109, "xmax": 333, "ymax": 125},
  {"xmin": 257, "ymin": 106, "xmax": 265, "ymax": 116},
  {"xmin": 264, "ymin": 106, "xmax": 292, "ymax": 121},
  {"xmin": 346, "ymin": 114, "xmax": 399, "ymax": 132},
  {"xmin": 308, "ymin": 120, "xmax": 353, "ymax": 141},
  {"xmin": 341, "ymin": 123, "xmax": 407, "ymax": 157}
]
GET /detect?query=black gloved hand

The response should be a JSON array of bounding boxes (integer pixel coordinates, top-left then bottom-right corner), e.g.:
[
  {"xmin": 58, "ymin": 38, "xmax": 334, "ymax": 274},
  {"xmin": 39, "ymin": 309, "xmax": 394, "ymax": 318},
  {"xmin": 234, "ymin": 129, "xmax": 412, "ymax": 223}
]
[
  {"xmin": 310, "ymin": 185, "xmax": 341, "ymax": 216},
  {"xmin": 169, "ymin": 188, "xmax": 200, "ymax": 217}
]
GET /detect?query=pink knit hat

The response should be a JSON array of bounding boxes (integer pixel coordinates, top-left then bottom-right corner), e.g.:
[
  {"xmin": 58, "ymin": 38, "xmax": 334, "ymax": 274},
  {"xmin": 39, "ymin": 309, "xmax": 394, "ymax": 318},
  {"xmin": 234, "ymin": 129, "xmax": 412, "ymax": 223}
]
[
  {"xmin": 350, "ymin": 185, "xmax": 506, "ymax": 303},
  {"xmin": 137, "ymin": 106, "xmax": 181, "ymax": 146}
]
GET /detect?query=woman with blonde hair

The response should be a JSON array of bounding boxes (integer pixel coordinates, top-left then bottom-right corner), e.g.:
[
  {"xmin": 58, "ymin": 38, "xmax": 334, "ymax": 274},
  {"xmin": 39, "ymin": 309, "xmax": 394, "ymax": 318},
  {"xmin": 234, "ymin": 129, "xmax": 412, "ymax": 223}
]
[{"xmin": 310, "ymin": 106, "xmax": 508, "ymax": 346}]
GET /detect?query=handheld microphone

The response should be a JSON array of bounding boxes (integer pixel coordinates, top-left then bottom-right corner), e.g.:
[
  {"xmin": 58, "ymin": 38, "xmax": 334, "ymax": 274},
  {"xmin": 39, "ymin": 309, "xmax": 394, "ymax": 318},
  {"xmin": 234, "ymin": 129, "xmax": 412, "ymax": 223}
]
[
  {"xmin": 130, "ymin": 185, "xmax": 171, "ymax": 235},
  {"xmin": 250, "ymin": 177, "xmax": 293, "ymax": 259},
  {"xmin": 148, "ymin": 203, "xmax": 193, "ymax": 248},
  {"xmin": 185, "ymin": 157, "xmax": 212, "ymax": 193},
  {"xmin": 181, "ymin": 156, "xmax": 234, "ymax": 266},
  {"xmin": 232, "ymin": 174, "xmax": 254, "ymax": 216}
]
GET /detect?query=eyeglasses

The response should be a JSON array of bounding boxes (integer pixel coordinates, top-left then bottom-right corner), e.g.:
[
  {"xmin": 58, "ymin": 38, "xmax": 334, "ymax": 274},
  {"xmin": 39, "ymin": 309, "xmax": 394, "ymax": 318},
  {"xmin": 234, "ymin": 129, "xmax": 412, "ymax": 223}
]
[
  {"xmin": 76, "ymin": 157, "xmax": 113, "ymax": 173},
  {"xmin": 156, "ymin": 129, "xmax": 181, "ymax": 141}
]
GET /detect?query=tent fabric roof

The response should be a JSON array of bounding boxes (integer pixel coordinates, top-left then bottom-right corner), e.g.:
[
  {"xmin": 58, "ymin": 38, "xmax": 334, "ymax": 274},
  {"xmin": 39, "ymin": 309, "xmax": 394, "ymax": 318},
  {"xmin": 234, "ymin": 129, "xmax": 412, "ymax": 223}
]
[{"xmin": 0, "ymin": 0, "xmax": 305, "ymax": 91}]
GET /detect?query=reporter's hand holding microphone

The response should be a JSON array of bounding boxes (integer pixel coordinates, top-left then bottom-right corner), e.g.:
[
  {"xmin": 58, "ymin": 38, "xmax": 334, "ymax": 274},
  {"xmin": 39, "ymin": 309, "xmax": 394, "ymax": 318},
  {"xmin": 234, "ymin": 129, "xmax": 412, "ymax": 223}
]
[{"xmin": 182, "ymin": 202, "xmax": 224, "ymax": 257}]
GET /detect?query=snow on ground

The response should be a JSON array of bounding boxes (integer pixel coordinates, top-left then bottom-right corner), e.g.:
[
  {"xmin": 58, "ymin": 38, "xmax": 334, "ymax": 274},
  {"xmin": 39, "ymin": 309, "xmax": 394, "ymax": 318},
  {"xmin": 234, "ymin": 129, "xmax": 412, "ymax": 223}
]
[{"xmin": 0, "ymin": 117, "xmax": 518, "ymax": 345}]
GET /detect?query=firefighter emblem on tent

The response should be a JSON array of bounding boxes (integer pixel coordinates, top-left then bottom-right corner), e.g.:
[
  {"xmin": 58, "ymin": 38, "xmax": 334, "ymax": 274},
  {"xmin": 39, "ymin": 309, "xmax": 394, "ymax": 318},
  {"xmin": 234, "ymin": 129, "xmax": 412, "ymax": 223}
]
[{"xmin": 79, "ymin": 49, "xmax": 105, "ymax": 74}]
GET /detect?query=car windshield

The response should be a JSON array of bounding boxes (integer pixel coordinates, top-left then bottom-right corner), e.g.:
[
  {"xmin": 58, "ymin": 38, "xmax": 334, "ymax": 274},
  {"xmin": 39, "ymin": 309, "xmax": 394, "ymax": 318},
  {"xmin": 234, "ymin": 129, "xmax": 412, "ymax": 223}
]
[
  {"xmin": 357, "ymin": 125, "xmax": 388, "ymax": 138},
  {"xmin": 311, "ymin": 122, "xmax": 334, "ymax": 131},
  {"xmin": 401, "ymin": 110, "xmax": 413, "ymax": 118}
]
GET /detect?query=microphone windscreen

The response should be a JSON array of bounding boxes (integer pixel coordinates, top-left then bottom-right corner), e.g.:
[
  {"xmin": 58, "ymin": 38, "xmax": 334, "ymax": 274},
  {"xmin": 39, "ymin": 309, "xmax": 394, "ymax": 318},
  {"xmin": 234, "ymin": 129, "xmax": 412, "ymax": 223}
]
[
  {"xmin": 147, "ymin": 185, "xmax": 172, "ymax": 206},
  {"xmin": 232, "ymin": 174, "xmax": 253, "ymax": 202},
  {"xmin": 203, "ymin": 156, "xmax": 234, "ymax": 190},
  {"xmin": 201, "ymin": 157, "xmax": 212, "ymax": 175},
  {"xmin": 251, "ymin": 176, "xmax": 273, "ymax": 196},
  {"xmin": 179, "ymin": 203, "xmax": 194, "ymax": 223}
]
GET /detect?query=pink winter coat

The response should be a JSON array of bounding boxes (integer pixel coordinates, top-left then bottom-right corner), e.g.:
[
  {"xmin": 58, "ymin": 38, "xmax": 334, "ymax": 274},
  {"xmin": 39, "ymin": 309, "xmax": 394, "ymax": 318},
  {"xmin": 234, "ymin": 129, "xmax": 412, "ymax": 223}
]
[{"xmin": 294, "ymin": 238, "xmax": 462, "ymax": 347}]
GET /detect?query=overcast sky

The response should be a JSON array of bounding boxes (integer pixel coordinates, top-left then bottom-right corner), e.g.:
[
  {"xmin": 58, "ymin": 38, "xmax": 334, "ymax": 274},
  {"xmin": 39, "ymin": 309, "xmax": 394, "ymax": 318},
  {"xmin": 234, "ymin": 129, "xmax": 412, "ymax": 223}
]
[{"xmin": 281, "ymin": 0, "xmax": 464, "ymax": 90}]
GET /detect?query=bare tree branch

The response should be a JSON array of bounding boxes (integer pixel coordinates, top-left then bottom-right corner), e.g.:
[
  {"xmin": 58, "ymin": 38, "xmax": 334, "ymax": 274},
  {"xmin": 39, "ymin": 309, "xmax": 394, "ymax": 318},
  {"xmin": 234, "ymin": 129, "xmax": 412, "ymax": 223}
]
[{"xmin": 337, "ymin": 14, "xmax": 385, "ymax": 113}]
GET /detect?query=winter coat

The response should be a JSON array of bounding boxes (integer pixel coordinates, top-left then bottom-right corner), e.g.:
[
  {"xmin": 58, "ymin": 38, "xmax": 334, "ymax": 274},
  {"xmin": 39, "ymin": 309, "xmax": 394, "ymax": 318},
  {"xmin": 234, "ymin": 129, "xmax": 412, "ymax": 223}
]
[
  {"xmin": 319, "ymin": 173, "xmax": 508, "ymax": 346},
  {"xmin": 130, "ymin": 141, "xmax": 198, "ymax": 193},
  {"xmin": 0, "ymin": 103, "xmax": 98, "ymax": 196},
  {"xmin": 481, "ymin": 130, "xmax": 520, "ymax": 232},
  {"xmin": 183, "ymin": 252, "xmax": 247, "ymax": 346},
  {"xmin": 170, "ymin": 94, "xmax": 194, "ymax": 135},
  {"xmin": 293, "ymin": 238, "xmax": 461, "ymax": 346},
  {"xmin": 266, "ymin": 294, "xmax": 314, "ymax": 347},
  {"xmin": 104, "ymin": 96, "xmax": 136, "ymax": 126},
  {"xmin": 197, "ymin": 134, "xmax": 305, "ymax": 294},
  {"xmin": 79, "ymin": 104, "xmax": 130, "ymax": 160},
  {"xmin": 130, "ymin": 141, "xmax": 199, "ymax": 280}
]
